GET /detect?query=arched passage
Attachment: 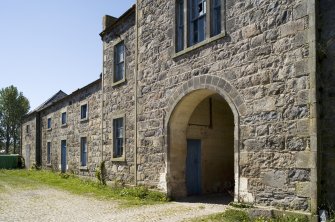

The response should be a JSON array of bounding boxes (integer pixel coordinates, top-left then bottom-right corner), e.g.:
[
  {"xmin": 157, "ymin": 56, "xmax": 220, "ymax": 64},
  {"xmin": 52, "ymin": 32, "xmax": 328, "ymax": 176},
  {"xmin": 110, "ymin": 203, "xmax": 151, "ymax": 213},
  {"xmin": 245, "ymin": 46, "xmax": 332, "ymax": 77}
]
[{"xmin": 167, "ymin": 88, "xmax": 238, "ymax": 200}]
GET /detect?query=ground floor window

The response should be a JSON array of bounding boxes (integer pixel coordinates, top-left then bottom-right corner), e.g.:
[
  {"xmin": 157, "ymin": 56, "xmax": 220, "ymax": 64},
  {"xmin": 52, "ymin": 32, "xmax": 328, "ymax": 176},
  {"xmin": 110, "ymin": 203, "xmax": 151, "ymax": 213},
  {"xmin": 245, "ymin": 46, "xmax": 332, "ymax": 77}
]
[
  {"xmin": 113, "ymin": 117, "xmax": 124, "ymax": 159},
  {"xmin": 47, "ymin": 142, "xmax": 51, "ymax": 164},
  {"xmin": 80, "ymin": 137, "xmax": 87, "ymax": 167}
]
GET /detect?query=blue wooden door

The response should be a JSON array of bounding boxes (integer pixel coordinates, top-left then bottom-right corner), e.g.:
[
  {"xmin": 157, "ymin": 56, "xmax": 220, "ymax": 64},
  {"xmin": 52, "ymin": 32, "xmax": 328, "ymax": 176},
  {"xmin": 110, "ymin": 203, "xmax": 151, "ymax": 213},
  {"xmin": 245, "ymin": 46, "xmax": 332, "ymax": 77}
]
[
  {"xmin": 61, "ymin": 140, "xmax": 67, "ymax": 173},
  {"xmin": 186, "ymin": 139, "xmax": 201, "ymax": 195}
]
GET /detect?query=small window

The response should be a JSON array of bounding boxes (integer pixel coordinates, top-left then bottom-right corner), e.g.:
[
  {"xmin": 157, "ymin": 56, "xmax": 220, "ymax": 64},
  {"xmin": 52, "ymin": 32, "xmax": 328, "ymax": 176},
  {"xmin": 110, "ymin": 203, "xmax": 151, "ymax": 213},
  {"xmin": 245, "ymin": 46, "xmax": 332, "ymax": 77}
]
[
  {"xmin": 26, "ymin": 125, "xmax": 30, "ymax": 134},
  {"xmin": 113, "ymin": 117, "xmax": 124, "ymax": 159},
  {"xmin": 176, "ymin": 0, "xmax": 184, "ymax": 52},
  {"xmin": 47, "ymin": 142, "xmax": 51, "ymax": 165},
  {"xmin": 211, "ymin": 0, "xmax": 221, "ymax": 36},
  {"xmin": 80, "ymin": 137, "xmax": 87, "ymax": 167},
  {"xmin": 47, "ymin": 118, "xmax": 52, "ymax": 129},
  {"xmin": 80, "ymin": 104, "xmax": 88, "ymax": 120},
  {"xmin": 114, "ymin": 42, "xmax": 125, "ymax": 83},
  {"xmin": 61, "ymin": 112, "xmax": 67, "ymax": 125}
]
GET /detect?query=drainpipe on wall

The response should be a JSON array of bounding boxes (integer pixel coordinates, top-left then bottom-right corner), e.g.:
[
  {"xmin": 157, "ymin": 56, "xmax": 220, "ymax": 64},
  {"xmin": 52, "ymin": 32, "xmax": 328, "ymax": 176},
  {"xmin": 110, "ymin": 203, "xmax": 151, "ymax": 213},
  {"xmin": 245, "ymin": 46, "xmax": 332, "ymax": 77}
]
[
  {"xmin": 134, "ymin": 1, "xmax": 139, "ymax": 186},
  {"xmin": 101, "ymin": 44, "xmax": 105, "ymax": 162}
]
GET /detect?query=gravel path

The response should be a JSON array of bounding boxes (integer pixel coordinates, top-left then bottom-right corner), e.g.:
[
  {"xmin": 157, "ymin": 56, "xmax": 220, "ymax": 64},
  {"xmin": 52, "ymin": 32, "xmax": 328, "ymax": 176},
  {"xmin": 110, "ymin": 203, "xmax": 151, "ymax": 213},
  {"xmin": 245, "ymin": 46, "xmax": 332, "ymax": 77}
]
[{"xmin": 0, "ymin": 186, "xmax": 229, "ymax": 222}]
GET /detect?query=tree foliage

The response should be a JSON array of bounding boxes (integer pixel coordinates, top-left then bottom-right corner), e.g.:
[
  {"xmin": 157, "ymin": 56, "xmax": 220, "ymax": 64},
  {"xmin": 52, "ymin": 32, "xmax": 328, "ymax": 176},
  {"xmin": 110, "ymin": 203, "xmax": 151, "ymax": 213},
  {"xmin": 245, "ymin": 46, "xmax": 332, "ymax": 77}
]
[{"xmin": 0, "ymin": 86, "xmax": 30, "ymax": 154}]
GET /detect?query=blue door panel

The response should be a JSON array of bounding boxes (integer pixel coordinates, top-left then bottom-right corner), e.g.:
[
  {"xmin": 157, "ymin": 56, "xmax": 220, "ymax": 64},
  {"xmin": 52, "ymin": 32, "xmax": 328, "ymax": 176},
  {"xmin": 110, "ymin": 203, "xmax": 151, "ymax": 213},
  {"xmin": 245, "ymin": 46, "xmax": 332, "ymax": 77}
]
[{"xmin": 186, "ymin": 139, "xmax": 201, "ymax": 195}]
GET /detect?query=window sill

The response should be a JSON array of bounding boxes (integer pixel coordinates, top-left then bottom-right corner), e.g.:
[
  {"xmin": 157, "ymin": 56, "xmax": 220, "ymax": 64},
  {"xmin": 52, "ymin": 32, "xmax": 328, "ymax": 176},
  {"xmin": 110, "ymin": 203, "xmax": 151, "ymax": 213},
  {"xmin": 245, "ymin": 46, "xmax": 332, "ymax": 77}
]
[
  {"xmin": 47, "ymin": 128, "xmax": 52, "ymax": 131},
  {"xmin": 79, "ymin": 166, "xmax": 88, "ymax": 171},
  {"xmin": 111, "ymin": 156, "xmax": 125, "ymax": 162},
  {"xmin": 46, "ymin": 163, "xmax": 52, "ymax": 167},
  {"xmin": 112, "ymin": 78, "xmax": 126, "ymax": 87},
  {"xmin": 80, "ymin": 118, "xmax": 89, "ymax": 123},
  {"xmin": 61, "ymin": 123, "xmax": 68, "ymax": 128},
  {"xmin": 173, "ymin": 32, "xmax": 226, "ymax": 59}
]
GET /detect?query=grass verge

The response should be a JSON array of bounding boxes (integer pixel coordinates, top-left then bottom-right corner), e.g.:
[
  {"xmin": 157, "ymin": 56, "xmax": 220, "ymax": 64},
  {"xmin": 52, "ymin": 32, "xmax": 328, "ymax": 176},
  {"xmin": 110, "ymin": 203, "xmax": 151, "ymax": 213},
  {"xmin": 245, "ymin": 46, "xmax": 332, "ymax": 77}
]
[
  {"xmin": 0, "ymin": 169, "xmax": 168, "ymax": 207},
  {"xmin": 186, "ymin": 209, "xmax": 310, "ymax": 222}
]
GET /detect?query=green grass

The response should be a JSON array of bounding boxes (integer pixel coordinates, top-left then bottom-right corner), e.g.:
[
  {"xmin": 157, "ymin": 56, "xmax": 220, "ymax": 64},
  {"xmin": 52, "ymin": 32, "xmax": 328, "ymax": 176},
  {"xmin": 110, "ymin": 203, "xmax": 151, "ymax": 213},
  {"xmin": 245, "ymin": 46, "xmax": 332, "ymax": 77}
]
[
  {"xmin": 0, "ymin": 169, "xmax": 168, "ymax": 207},
  {"xmin": 186, "ymin": 209, "xmax": 310, "ymax": 222}
]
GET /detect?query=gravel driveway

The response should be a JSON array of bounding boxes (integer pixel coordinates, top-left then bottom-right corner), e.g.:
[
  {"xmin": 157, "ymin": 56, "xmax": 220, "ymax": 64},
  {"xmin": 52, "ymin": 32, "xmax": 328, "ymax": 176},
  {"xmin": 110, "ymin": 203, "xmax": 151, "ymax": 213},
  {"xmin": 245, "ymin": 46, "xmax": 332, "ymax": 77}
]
[{"xmin": 0, "ymin": 186, "xmax": 229, "ymax": 222}]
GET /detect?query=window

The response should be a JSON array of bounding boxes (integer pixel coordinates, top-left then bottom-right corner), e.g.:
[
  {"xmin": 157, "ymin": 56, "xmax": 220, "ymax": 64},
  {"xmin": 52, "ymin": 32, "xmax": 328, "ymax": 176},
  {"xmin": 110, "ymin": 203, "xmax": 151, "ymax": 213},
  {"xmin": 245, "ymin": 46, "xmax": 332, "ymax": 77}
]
[
  {"xmin": 114, "ymin": 42, "xmax": 125, "ymax": 83},
  {"xmin": 80, "ymin": 104, "xmax": 88, "ymax": 120},
  {"xmin": 47, "ymin": 142, "xmax": 51, "ymax": 165},
  {"xmin": 176, "ymin": 0, "xmax": 224, "ymax": 51},
  {"xmin": 80, "ymin": 137, "xmax": 87, "ymax": 167},
  {"xmin": 26, "ymin": 125, "xmax": 30, "ymax": 134},
  {"xmin": 211, "ymin": 0, "xmax": 221, "ymax": 36},
  {"xmin": 61, "ymin": 112, "xmax": 67, "ymax": 125},
  {"xmin": 113, "ymin": 117, "xmax": 124, "ymax": 159},
  {"xmin": 176, "ymin": 0, "xmax": 184, "ymax": 52},
  {"xmin": 47, "ymin": 118, "xmax": 52, "ymax": 129},
  {"xmin": 189, "ymin": 0, "xmax": 207, "ymax": 45}
]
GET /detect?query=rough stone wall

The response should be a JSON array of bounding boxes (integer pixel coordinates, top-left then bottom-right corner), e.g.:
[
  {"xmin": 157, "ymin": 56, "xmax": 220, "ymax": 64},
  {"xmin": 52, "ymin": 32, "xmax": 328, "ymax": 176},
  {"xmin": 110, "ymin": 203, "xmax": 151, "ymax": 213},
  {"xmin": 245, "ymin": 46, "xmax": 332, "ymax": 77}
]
[
  {"xmin": 40, "ymin": 81, "xmax": 102, "ymax": 177},
  {"xmin": 102, "ymin": 12, "xmax": 136, "ymax": 184},
  {"xmin": 21, "ymin": 115, "xmax": 37, "ymax": 168},
  {"xmin": 319, "ymin": 0, "xmax": 335, "ymax": 207},
  {"xmin": 136, "ymin": 0, "xmax": 315, "ymax": 211}
]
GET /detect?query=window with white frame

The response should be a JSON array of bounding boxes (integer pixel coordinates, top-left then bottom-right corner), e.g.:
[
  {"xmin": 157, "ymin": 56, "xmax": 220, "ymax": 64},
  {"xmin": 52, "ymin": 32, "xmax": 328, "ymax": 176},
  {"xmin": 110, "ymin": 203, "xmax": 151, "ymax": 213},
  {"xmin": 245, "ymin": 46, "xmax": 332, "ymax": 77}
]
[
  {"xmin": 47, "ymin": 118, "xmax": 52, "ymax": 129},
  {"xmin": 61, "ymin": 112, "xmax": 67, "ymax": 125},
  {"xmin": 176, "ymin": 0, "xmax": 224, "ymax": 52},
  {"xmin": 80, "ymin": 104, "xmax": 88, "ymax": 120},
  {"xmin": 113, "ymin": 117, "xmax": 124, "ymax": 159},
  {"xmin": 47, "ymin": 142, "xmax": 51, "ymax": 164},
  {"xmin": 114, "ymin": 42, "xmax": 125, "ymax": 83},
  {"xmin": 80, "ymin": 137, "xmax": 87, "ymax": 167}
]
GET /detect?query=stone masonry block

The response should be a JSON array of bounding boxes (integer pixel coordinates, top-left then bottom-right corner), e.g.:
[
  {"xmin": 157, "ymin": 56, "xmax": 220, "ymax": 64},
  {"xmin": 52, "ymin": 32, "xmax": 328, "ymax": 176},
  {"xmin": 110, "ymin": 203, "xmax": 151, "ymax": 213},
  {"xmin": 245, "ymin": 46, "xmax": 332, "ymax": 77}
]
[
  {"xmin": 242, "ymin": 24, "xmax": 261, "ymax": 39},
  {"xmin": 279, "ymin": 19, "xmax": 305, "ymax": 37}
]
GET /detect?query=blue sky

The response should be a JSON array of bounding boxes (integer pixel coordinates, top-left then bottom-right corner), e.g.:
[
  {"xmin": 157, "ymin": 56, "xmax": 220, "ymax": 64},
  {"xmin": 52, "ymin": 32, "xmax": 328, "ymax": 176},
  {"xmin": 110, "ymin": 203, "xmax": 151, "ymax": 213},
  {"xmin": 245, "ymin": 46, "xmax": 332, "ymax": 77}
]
[{"xmin": 0, "ymin": 0, "xmax": 135, "ymax": 110}]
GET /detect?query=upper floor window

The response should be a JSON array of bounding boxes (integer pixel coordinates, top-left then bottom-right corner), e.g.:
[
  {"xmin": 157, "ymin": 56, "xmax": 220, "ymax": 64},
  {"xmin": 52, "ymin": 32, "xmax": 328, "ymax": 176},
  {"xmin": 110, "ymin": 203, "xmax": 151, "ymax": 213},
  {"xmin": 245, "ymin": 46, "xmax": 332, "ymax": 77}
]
[
  {"xmin": 176, "ymin": 0, "xmax": 184, "ymax": 52},
  {"xmin": 189, "ymin": 0, "xmax": 207, "ymax": 45},
  {"xmin": 211, "ymin": 0, "xmax": 221, "ymax": 36},
  {"xmin": 26, "ymin": 125, "xmax": 30, "ymax": 134},
  {"xmin": 80, "ymin": 104, "xmax": 88, "ymax": 120},
  {"xmin": 47, "ymin": 118, "xmax": 52, "ymax": 130},
  {"xmin": 61, "ymin": 112, "xmax": 67, "ymax": 125},
  {"xmin": 176, "ymin": 0, "xmax": 224, "ymax": 52},
  {"xmin": 114, "ymin": 42, "xmax": 125, "ymax": 84}
]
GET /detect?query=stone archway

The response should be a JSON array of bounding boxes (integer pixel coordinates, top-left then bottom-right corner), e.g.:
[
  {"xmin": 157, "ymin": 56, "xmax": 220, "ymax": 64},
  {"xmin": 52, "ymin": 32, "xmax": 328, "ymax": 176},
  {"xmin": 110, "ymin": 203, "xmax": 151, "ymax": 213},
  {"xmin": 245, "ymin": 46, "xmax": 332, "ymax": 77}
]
[{"xmin": 165, "ymin": 75, "xmax": 245, "ymax": 201}]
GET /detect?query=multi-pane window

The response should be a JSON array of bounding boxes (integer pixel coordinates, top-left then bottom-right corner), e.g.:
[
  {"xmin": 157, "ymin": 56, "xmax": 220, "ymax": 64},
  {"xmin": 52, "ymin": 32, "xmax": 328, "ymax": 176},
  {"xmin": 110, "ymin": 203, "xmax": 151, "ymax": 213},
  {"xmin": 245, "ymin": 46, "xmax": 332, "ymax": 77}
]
[
  {"xmin": 189, "ymin": 0, "xmax": 207, "ymax": 45},
  {"xmin": 61, "ymin": 112, "xmax": 67, "ymax": 125},
  {"xmin": 114, "ymin": 42, "xmax": 125, "ymax": 83},
  {"xmin": 211, "ymin": 0, "xmax": 221, "ymax": 36},
  {"xmin": 176, "ymin": 0, "xmax": 184, "ymax": 52},
  {"xmin": 80, "ymin": 104, "xmax": 88, "ymax": 120},
  {"xmin": 80, "ymin": 137, "xmax": 87, "ymax": 167},
  {"xmin": 113, "ymin": 117, "xmax": 124, "ymax": 158},
  {"xmin": 176, "ymin": 0, "xmax": 223, "ymax": 51},
  {"xmin": 47, "ymin": 118, "xmax": 52, "ymax": 129},
  {"xmin": 47, "ymin": 142, "xmax": 51, "ymax": 164}
]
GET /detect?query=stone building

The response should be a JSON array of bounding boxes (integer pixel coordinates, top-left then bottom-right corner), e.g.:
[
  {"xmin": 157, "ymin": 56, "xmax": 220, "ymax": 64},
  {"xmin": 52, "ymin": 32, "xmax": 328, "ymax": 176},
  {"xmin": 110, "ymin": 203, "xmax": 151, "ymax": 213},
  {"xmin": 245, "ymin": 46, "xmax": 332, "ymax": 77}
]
[{"xmin": 21, "ymin": 0, "xmax": 335, "ymax": 216}]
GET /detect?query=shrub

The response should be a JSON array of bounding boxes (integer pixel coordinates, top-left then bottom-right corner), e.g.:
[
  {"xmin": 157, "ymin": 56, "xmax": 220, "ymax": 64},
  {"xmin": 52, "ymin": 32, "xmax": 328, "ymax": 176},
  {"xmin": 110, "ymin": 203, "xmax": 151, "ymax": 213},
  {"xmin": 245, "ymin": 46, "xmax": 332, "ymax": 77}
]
[{"xmin": 95, "ymin": 161, "xmax": 107, "ymax": 185}]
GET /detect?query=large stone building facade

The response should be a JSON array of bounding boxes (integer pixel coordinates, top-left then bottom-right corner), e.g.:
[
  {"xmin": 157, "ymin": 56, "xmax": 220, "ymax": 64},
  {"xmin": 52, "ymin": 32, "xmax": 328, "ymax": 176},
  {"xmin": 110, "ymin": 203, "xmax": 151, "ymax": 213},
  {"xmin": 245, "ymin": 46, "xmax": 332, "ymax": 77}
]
[{"xmin": 21, "ymin": 0, "xmax": 335, "ymax": 216}]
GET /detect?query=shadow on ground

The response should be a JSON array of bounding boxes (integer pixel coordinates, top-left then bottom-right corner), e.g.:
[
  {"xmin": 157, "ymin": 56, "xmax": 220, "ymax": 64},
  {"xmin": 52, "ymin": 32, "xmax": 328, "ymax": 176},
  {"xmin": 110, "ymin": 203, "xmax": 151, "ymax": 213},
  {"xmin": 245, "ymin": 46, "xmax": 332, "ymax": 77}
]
[{"xmin": 175, "ymin": 193, "xmax": 233, "ymax": 205}]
